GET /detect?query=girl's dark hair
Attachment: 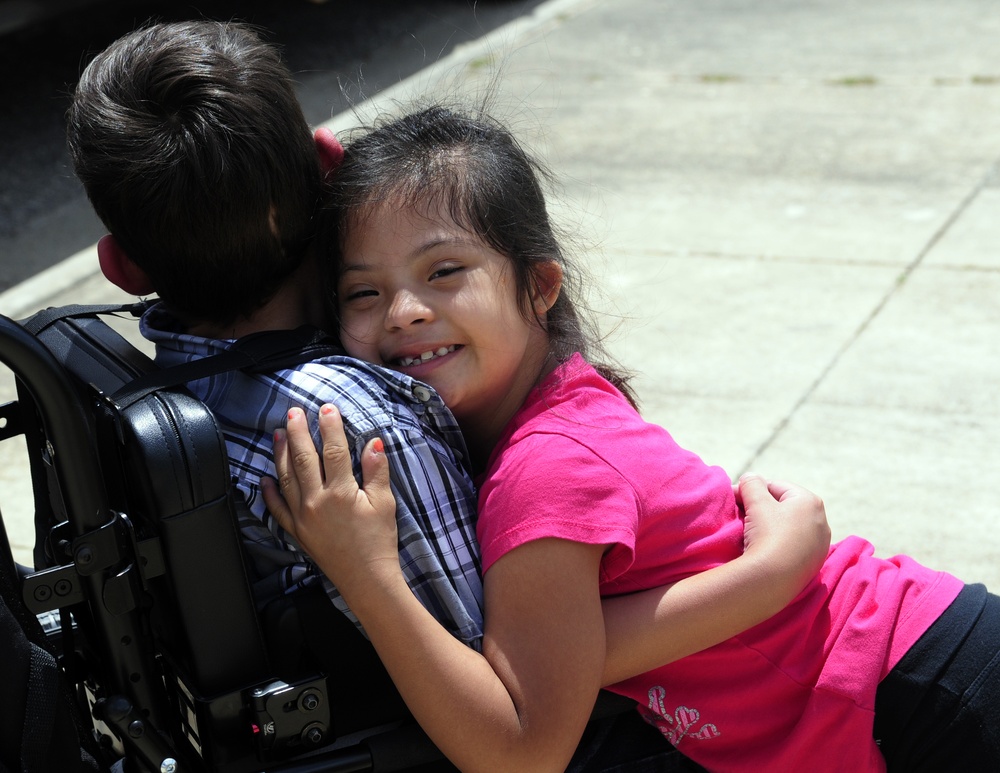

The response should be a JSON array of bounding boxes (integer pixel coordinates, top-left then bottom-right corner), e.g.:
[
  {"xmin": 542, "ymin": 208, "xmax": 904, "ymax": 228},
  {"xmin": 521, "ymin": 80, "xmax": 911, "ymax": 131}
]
[
  {"xmin": 320, "ymin": 104, "xmax": 635, "ymax": 404},
  {"xmin": 67, "ymin": 21, "xmax": 321, "ymax": 327}
]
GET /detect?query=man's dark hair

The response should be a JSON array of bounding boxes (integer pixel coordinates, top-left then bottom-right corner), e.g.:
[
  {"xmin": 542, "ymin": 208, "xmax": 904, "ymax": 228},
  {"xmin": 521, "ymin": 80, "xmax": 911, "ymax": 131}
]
[{"xmin": 67, "ymin": 20, "xmax": 322, "ymax": 327}]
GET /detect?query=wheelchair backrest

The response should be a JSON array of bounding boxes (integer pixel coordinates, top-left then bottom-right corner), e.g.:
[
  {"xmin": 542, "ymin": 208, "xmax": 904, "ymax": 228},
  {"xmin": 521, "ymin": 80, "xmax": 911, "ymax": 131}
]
[{"xmin": 0, "ymin": 305, "xmax": 424, "ymax": 773}]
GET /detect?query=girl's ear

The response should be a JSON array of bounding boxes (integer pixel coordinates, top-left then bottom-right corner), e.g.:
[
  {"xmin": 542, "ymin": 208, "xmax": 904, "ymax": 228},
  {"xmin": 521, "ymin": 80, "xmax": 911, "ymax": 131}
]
[
  {"xmin": 531, "ymin": 260, "xmax": 563, "ymax": 315},
  {"xmin": 97, "ymin": 235, "xmax": 155, "ymax": 296}
]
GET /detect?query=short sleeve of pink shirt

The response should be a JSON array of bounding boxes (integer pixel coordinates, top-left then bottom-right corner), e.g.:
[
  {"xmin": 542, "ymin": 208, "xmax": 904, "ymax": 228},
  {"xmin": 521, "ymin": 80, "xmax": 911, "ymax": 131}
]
[
  {"xmin": 477, "ymin": 429, "xmax": 640, "ymax": 580},
  {"xmin": 476, "ymin": 354, "xmax": 741, "ymax": 586}
]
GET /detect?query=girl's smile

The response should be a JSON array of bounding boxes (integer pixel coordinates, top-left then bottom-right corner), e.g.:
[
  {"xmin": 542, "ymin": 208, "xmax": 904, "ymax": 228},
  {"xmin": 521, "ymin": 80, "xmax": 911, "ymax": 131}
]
[
  {"xmin": 337, "ymin": 201, "xmax": 560, "ymax": 455},
  {"xmin": 393, "ymin": 344, "xmax": 459, "ymax": 369}
]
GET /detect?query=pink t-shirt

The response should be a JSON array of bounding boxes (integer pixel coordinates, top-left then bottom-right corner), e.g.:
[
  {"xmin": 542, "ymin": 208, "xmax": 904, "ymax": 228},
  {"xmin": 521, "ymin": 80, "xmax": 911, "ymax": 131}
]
[{"xmin": 477, "ymin": 354, "xmax": 963, "ymax": 772}]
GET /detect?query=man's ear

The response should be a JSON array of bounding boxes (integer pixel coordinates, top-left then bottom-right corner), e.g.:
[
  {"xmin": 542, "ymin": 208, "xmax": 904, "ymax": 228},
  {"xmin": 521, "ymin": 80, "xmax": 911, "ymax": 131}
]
[
  {"xmin": 97, "ymin": 234, "xmax": 155, "ymax": 296},
  {"xmin": 314, "ymin": 127, "xmax": 345, "ymax": 178},
  {"xmin": 531, "ymin": 261, "xmax": 563, "ymax": 315}
]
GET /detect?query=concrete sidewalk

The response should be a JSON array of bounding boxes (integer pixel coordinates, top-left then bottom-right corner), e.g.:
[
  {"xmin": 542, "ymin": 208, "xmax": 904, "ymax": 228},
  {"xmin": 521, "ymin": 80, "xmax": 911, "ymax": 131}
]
[{"xmin": 1, "ymin": 0, "xmax": 998, "ymax": 588}]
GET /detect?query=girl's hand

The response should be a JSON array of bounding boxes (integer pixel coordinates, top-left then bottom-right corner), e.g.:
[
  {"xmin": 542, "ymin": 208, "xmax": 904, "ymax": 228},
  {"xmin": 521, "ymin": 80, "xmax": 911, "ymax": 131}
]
[
  {"xmin": 735, "ymin": 473, "xmax": 831, "ymax": 591},
  {"xmin": 261, "ymin": 404, "xmax": 400, "ymax": 600},
  {"xmin": 267, "ymin": 410, "xmax": 603, "ymax": 772},
  {"xmin": 603, "ymin": 474, "xmax": 831, "ymax": 685},
  {"xmin": 603, "ymin": 474, "xmax": 830, "ymax": 684}
]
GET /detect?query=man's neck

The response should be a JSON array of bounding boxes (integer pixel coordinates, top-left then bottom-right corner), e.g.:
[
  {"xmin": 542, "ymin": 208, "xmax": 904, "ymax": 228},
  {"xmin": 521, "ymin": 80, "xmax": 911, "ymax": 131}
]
[
  {"xmin": 186, "ymin": 261, "xmax": 326, "ymax": 340},
  {"xmin": 187, "ymin": 306, "xmax": 305, "ymax": 340}
]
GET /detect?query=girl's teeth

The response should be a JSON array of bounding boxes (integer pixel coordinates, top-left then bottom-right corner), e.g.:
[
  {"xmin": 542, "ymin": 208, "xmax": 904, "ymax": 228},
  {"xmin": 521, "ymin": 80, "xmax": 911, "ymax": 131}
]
[{"xmin": 399, "ymin": 346, "xmax": 455, "ymax": 367}]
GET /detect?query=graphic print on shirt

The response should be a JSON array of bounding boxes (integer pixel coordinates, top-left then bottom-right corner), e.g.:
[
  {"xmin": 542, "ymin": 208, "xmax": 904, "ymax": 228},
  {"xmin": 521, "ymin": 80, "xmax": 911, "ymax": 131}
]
[{"xmin": 643, "ymin": 686, "xmax": 721, "ymax": 746}]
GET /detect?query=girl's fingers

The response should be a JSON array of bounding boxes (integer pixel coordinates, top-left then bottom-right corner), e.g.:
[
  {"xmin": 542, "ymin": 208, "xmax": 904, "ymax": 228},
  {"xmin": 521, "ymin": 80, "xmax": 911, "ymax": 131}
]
[
  {"xmin": 738, "ymin": 473, "xmax": 775, "ymax": 510},
  {"xmin": 271, "ymin": 424, "xmax": 302, "ymax": 515},
  {"xmin": 283, "ymin": 407, "xmax": 325, "ymax": 494},
  {"xmin": 261, "ymin": 475, "xmax": 297, "ymax": 539},
  {"xmin": 269, "ymin": 406, "xmax": 396, "ymax": 545},
  {"xmin": 359, "ymin": 437, "xmax": 395, "ymax": 516},
  {"xmin": 767, "ymin": 479, "xmax": 798, "ymax": 502},
  {"xmin": 317, "ymin": 404, "xmax": 356, "ymax": 499}
]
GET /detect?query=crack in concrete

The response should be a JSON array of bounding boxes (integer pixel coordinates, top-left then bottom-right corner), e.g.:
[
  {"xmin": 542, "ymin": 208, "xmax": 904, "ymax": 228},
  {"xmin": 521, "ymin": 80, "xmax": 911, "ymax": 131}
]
[{"xmin": 739, "ymin": 159, "xmax": 1000, "ymax": 475}]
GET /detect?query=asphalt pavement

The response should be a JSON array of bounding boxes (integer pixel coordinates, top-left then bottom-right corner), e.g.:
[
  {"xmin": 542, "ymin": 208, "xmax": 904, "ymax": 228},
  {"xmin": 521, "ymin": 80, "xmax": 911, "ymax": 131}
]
[{"xmin": 1, "ymin": 0, "xmax": 998, "ymax": 590}]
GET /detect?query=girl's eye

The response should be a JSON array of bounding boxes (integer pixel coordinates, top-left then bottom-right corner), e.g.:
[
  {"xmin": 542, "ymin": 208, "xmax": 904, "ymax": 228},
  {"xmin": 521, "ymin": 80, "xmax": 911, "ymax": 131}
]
[
  {"xmin": 430, "ymin": 265, "xmax": 463, "ymax": 280},
  {"xmin": 343, "ymin": 288, "xmax": 378, "ymax": 302}
]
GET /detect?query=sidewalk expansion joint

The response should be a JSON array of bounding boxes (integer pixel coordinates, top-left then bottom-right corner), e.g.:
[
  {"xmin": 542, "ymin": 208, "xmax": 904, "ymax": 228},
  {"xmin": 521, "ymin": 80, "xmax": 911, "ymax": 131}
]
[{"xmin": 739, "ymin": 159, "xmax": 1000, "ymax": 475}]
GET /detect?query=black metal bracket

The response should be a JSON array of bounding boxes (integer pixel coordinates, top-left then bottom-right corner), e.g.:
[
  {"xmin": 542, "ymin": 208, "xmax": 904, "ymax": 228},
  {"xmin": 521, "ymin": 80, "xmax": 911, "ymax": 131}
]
[
  {"xmin": 94, "ymin": 694, "xmax": 183, "ymax": 773},
  {"xmin": 23, "ymin": 511, "xmax": 166, "ymax": 616},
  {"xmin": 249, "ymin": 677, "xmax": 332, "ymax": 760}
]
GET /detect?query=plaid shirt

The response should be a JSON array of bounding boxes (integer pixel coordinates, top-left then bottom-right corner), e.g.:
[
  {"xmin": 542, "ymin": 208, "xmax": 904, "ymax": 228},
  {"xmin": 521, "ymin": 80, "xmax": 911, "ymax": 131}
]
[{"xmin": 141, "ymin": 305, "xmax": 484, "ymax": 649}]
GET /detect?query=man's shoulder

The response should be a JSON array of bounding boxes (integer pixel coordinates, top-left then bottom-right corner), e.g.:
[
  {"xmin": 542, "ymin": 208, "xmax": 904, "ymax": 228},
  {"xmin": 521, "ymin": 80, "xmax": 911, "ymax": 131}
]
[
  {"xmin": 260, "ymin": 356, "xmax": 430, "ymax": 433},
  {"xmin": 285, "ymin": 355, "xmax": 411, "ymax": 398},
  {"xmin": 138, "ymin": 306, "xmax": 438, "ymax": 436}
]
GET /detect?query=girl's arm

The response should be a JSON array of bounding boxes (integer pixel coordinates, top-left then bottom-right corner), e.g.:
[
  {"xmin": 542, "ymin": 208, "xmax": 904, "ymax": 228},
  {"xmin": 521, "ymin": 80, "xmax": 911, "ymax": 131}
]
[
  {"xmin": 264, "ymin": 406, "xmax": 607, "ymax": 773},
  {"xmin": 602, "ymin": 474, "xmax": 830, "ymax": 684}
]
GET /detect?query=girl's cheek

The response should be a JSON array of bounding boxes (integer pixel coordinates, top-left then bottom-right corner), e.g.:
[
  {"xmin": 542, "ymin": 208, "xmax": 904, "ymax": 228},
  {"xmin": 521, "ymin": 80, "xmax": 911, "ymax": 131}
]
[
  {"xmin": 339, "ymin": 320, "xmax": 378, "ymax": 362},
  {"xmin": 343, "ymin": 341, "xmax": 373, "ymax": 364}
]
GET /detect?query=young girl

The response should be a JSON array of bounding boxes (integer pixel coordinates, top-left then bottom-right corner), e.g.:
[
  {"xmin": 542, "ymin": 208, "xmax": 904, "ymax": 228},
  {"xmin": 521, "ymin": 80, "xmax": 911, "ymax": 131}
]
[{"xmin": 263, "ymin": 106, "xmax": 1000, "ymax": 772}]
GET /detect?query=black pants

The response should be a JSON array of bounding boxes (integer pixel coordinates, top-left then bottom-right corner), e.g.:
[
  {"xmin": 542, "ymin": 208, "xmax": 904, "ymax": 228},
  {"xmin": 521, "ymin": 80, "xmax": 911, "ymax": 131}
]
[{"xmin": 874, "ymin": 583, "xmax": 1000, "ymax": 771}]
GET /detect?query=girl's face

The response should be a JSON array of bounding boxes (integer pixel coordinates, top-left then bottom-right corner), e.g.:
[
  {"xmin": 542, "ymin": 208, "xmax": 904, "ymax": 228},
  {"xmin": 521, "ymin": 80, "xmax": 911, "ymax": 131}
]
[{"xmin": 337, "ymin": 201, "xmax": 561, "ymax": 450}]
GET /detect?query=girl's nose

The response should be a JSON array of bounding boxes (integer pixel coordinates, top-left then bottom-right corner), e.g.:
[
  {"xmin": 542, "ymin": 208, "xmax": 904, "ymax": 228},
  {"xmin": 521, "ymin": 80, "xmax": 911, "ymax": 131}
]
[{"xmin": 385, "ymin": 288, "xmax": 433, "ymax": 330}]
